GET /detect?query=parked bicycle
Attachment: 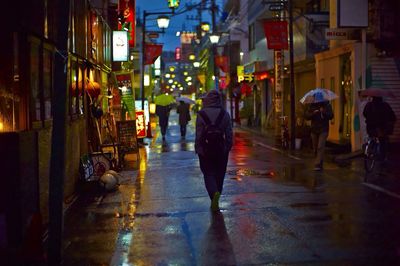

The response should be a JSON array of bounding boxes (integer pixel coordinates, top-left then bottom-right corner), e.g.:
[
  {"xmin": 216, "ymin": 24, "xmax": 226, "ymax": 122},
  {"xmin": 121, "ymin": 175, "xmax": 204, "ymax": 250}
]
[
  {"xmin": 363, "ymin": 136, "xmax": 385, "ymax": 182},
  {"xmin": 280, "ymin": 116, "xmax": 290, "ymax": 149}
]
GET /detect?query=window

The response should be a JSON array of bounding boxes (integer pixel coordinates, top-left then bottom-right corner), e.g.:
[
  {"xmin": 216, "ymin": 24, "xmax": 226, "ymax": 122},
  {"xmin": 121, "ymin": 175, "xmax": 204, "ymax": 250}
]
[
  {"xmin": 29, "ymin": 37, "xmax": 54, "ymax": 127},
  {"xmin": 69, "ymin": 60, "xmax": 85, "ymax": 116}
]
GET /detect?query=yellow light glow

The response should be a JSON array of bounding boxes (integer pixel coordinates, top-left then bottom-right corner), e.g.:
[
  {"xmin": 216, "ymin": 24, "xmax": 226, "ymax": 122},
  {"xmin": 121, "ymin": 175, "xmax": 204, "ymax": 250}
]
[
  {"xmin": 189, "ymin": 54, "xmax": 195, "ymax": 60},
  {"xmin": 186, "ymin": 76, "xmax": 192, "ymax": 81},
  {"xmin": 183, "ymin": 71, "xmax": 188, "ymax": 76},
  {"xmin": 149, "ymin": 103, "xmax": 156, "ymax": 114},
  {"xmin": 144, "ymin": 74, "xmax": 150, "ymax": 86},
  {"xmin": 169, "ymin": 66, "xmax": 175, "ymax": 72},
  {"xmin": 0, "ymin": 122, "xmax": 4, "ymax": 131},
  {"xmin": 187, "ymin": 81, "xmax": 192, "ymax": 86},
  {"xmin": 174, "ymin": 81, "xmax": 178, "ymax": 85},
  {"xmin": 171, "ymin": 74, "xmax": 176, "ymax": 78},
  {"xmin": 168, "ymin": 79, "xmax": 173, "ymax": 84},
  {"xmin": 165, "ymin": 73, "xmax": 171, "ymax": 78}
]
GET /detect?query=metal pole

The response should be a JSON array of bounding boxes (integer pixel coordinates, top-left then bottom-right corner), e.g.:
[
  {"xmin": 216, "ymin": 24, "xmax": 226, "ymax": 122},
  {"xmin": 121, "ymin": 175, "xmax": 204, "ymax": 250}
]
[
  {"xmin": 288, "ymin": 0, "xmax": 296, "ymax": 150},
  {"xmin": 48, "ymin": 0, "xmax": 69, "ymax": 263},
  {"xmin": 140, "ymin": 11, "xmax": 146, "ymax": 110},
  {"xmin": 211, "ymin": 0, "xmax": 218, "ymax": 90}
]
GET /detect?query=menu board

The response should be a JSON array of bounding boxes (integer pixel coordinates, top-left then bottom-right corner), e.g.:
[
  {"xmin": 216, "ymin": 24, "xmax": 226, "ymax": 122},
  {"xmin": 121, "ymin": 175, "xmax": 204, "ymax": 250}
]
[{"xmin": 116, "ymin": 120, "xmax": 138, "ymax": 153}]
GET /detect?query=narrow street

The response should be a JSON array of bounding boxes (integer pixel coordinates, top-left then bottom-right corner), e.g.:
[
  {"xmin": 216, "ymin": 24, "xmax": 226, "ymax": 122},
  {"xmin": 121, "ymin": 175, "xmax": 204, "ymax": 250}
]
[{"xmin": 62, "ymin": 112, "xmax": 400, "ymax": 265}]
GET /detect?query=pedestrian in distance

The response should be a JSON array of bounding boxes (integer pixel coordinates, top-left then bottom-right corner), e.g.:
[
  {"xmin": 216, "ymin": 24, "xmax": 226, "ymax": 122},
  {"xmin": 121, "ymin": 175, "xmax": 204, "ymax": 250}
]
[
  {"xmin": 195, "ymin": 90, "xmax": 233, "ymax": 211},
  {"xmin": 177, "ymin": 100, "xmax": 191, "ymax": 139},
  {"xmin": 362, "ymin": 96, "xmax": 396, "ymax": 159},
  {"xmin": 155, "ymin": 104, "xmax": 172, "ymax": 141},
  {"xmin": 304, "ymin": 92, "xmax": 334, "ymax": 171}
]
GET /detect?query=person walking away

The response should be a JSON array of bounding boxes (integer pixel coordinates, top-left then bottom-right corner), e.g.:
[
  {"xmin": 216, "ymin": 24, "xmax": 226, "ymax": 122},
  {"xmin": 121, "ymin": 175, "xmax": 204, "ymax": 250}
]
[
  {"xmin": 177, "ymin": 100, "xmax": 191, "ymax": 138},
  {"xmin": 304, "ymin": 93, "xmax": 334, "ymax": 171},
  {"xmin": 155, "ymin": 104, "xmax": 172, "ymax": 141},
  {"xmin": 196, "ymin": 90, "xmax": 233, "ymax": 211},
  {"xmin": 363, "ymin": 96, "xmax": 396, "ymax": 160}
]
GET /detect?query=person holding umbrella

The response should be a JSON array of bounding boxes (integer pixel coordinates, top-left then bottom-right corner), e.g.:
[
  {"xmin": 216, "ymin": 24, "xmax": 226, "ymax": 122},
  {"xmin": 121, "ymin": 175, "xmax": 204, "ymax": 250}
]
[
  {"xmin": 155, "ymin": 93, "xmax": 175, "ymax": 141},
  {"xmin": 303, "ymin": 90, "xmax": 334, "ymax": 171}
]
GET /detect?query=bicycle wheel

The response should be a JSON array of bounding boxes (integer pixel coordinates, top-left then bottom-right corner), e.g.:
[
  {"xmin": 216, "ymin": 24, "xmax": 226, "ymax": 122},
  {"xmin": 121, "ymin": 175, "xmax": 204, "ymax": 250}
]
[
  {"xmin": 364, "ymin": 141, "xmax": 377, "ymax": 173},
  {"xmin": 364, "ymin": 154, "xmax": 376, "ymax": 173}
]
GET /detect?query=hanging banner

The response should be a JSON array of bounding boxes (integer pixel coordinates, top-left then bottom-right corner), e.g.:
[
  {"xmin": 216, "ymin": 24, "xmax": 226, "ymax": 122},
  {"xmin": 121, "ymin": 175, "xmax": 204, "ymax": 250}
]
[
  {"xmin": 115, "ymin": 72, "xmax": 135, "ymax": 120},
  {"xmin": 118, "ymin": 0, "xmax": 136, "ymax": 47},
  {"xmin": 214, "ymin": 56, "xmax": 229, "ymax": 73},
  {"xmin": 144, "ymin": 43, "xmax": 163, "ymax": 65},
  {"xmin": 263, "ymin": 20, "xmax": 288, "ymax": 50}
]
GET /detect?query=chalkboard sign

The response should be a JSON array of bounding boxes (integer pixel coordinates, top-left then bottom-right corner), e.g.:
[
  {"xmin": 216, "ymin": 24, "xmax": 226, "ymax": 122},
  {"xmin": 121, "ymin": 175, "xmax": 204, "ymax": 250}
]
[{"xmin": 116, "ymin": 120, "xmax": 138, "ymax": 153}]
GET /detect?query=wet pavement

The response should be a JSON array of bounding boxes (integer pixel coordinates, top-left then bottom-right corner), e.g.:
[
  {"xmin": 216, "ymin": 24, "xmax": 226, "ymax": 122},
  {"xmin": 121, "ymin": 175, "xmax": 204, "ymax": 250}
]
[{"xmin": 62, "ymin": 112, "xmax": 400, "ymax": 265}]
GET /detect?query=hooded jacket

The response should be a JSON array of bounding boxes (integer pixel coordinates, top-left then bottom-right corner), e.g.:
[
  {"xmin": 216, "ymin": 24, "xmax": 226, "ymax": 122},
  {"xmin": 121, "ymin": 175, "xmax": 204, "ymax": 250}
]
[{"xmin": 195, "ymin": 90, "xmax": 233, "ymax": 155}]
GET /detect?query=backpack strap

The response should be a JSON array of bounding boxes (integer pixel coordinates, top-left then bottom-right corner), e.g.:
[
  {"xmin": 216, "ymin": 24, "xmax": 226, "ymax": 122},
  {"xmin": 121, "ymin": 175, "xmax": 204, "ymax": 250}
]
[
  {"xmin": 198, "ymin": 110, "xmax": 212, "ymax": 125},
  {"xmin": 215, "ymin": 108, "xmax": 225, "ymax": 125},
  {"xmin": 199, "ymin": 108, "xmax": 225, "ymax": 126}
]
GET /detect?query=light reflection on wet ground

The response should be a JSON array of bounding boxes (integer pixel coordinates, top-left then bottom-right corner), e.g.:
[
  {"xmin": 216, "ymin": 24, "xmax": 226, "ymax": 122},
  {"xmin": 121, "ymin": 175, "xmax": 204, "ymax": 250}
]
[{"xmin": 62, "ymin": 113, "xmax": 400, "ymax": 265}]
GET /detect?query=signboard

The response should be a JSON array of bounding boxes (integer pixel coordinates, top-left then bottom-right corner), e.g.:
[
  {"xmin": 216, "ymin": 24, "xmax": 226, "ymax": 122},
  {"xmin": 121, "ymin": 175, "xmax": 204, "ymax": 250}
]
[
  {"xmin": 180, "ymin": 32, "xmax": 197, "ymax": 44},
  {"xmin": 263, "ymin": 21, "xmax": 288, "ymax": 50},
  {"xmin": 338, "ymin": 0, "xmax": 368, "ymax": 28},
  {"xmin": 118, "ymin": 0, "xmax": 136, "ymax": 47},
  {"xmin": 112, "ymin": 31, "xmax": 129, "ymax": 61},
  {"xmin": 325, "ymin": 28, "xmax": 348, "ymax": 40},
  {"xmin": 274, "ymin": 50, "xmax": 284, "ymax": 113},
  {"xmin": 115, "ymin": 72, "xmax": 135, "ymax": 120},
  {"xmin": 135, "ymin": 110, "xmax": 146, "ymax": 138},
  {"xmin": 135, "ymin": 100, "xmax": 149, "ymax": 126},
  {"xmin": 116, "ymin": 120, "xmax": 138, "ymax": 153},
  {"xmin": 237, "ymin": 66, "xmax": 254, "ymax": 82},
  {"xmin": 147, "ymin": 32, "xmax": 159, "ymax": 39},
  {"xmin": 168, "ymin": 0, "xmax": 180, "ymax": 9},
  {"xmin": 175, "ymin": 47, "xmax": 181, "ymax": 60}
]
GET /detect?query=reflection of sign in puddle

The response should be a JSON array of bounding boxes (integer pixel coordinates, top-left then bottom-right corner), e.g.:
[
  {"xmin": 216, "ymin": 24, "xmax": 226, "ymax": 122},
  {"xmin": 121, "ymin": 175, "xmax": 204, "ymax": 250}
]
[{"xmin": 227, "ymin": 168, "xmax": 275, "ymax": 180}]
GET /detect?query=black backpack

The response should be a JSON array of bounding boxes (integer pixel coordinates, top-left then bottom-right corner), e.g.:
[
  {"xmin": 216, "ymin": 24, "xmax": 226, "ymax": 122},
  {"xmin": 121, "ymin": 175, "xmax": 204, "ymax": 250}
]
[{"xmin": 198, "ymin": 109, "xmax": 226, "ymax": 156}]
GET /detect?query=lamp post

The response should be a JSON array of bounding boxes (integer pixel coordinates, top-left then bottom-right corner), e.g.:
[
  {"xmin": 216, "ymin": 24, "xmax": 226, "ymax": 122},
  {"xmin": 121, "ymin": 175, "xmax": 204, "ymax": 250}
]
[
  {"xmin": 209, "ymin": 33, "xmax": 220, "ymax": 90},
  {"xmin": 140, "ymin": 9, "xmax": 175, "ymax": 110}
]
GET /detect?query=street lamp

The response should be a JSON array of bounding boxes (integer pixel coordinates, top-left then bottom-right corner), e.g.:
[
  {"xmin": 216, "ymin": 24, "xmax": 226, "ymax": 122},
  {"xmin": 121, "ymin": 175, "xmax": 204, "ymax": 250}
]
[
  {"xmin": 156, "ymin": 16, "xmax": 170, "ymax": 31},
  {"xmin": 209, "ymin": 33, "xmax": 220, "ymax": 44},
  {"xmin": 140, "ymin": 7, "xmax": 178, "ymax": 111}
]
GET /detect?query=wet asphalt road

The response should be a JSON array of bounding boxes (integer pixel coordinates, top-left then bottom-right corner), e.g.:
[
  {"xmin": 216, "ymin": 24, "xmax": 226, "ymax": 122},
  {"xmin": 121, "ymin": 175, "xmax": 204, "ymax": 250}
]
[{"xmin": 62, "ymin": 112, "xmax": 400, "ymax": 265}]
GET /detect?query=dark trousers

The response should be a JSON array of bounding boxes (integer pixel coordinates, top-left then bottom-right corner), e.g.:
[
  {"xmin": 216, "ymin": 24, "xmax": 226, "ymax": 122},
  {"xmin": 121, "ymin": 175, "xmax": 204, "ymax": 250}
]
[
  {"xmin": 198, "ymin": 152, "xmax": 229, "ymax": 200},
  {"xmin": 180, "ymin": 124, "xmax": 187, "ymax": 137}
]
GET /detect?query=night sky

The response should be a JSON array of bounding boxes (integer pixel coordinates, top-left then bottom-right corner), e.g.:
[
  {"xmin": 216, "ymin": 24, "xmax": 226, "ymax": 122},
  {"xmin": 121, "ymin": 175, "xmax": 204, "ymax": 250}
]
[{"xmin": 136, "ymin": 0, "xmax": 224, "ymax": 51}]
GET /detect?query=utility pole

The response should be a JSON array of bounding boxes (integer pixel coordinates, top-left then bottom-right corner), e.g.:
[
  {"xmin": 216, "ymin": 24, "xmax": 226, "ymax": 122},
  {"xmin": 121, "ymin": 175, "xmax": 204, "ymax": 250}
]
[
  {"xmin": 288, "ymin": 0, "xmax": 296, "ymax": 149},
  {"xmin": 48, "ymin": 0, "xmax": 70, "ymax": 263}
]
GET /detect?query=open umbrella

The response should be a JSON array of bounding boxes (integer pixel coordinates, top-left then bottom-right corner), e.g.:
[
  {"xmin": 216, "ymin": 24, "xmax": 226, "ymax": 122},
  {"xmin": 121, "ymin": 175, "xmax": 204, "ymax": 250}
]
[
  {"xmin": 176, "ymin": 96, "xmax": 195, "ymax": 104},
  {"xmin": 359, "ymin": 88, "xmax": 396, "ymax": 98},
  {"xmin": 300, "ymin": 88, "xmax": 338, "ymax": 104},
  {"xmin": 154, "ymin": 94, "xmax": 175, "ymax": 106}
]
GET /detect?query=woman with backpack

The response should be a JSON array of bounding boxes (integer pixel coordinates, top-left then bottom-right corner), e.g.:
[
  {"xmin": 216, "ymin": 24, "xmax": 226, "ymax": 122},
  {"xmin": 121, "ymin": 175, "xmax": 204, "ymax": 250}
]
[{"xmin": 195, "ymin": 90, "xmax": 233, "ymax": 211}]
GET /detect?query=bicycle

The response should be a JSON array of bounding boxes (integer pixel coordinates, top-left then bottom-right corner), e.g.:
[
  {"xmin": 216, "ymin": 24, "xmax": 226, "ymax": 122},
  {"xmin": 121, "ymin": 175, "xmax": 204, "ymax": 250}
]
[
  {"xmin": 280, "ymin": 116, "xmax": 290, "ymax": 149},
  {"xmin": 363, "ymin": 136, "xmax": 387, "ymax": 182}
]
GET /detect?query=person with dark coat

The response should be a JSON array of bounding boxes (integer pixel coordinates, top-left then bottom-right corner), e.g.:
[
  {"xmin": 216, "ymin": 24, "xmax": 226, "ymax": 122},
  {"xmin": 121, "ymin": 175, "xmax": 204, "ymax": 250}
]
[
  {"xmin": 195, "ymin": 90, "xmax": 233, "ymax": 211},
  {"xmin": 363, "ymin": 96, "xmax": 396, "ymax": 158},
  {"xmin": 304, "ymin": 93, "xmax": 334, "ymax": 171},
  {"xmin": 155, "ymin": 104, "xmax": 172, "ymax": 141},
  {"xmin": 177, "ymin": 101, "xmax": 191, "ymax": 138}
]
